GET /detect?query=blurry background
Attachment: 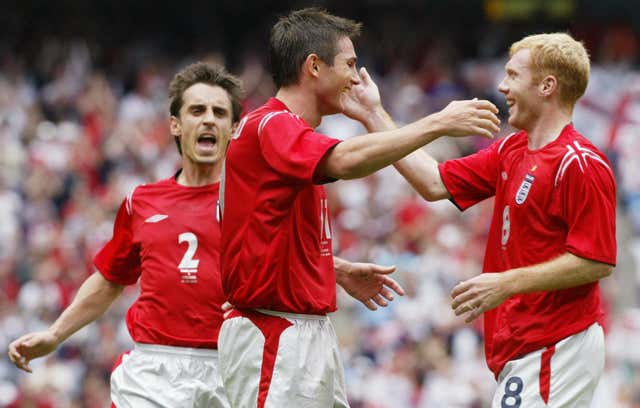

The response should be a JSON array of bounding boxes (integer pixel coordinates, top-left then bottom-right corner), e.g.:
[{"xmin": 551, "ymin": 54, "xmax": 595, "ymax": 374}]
[{"xmin": 1, "ymin": 0, "xmax": 640, "ymax": 406}]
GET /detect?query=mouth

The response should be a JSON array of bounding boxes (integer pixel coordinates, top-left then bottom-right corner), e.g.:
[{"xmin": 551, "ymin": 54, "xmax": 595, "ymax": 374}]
[{"xmin": 196, "ymin": 133, "xmax": 218, "ymax": 152}]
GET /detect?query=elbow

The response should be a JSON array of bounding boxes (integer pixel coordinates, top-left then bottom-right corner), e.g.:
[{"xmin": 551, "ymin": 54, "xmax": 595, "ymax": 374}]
[
  {"xmin": 420, "ymin": 188, "xmax": 440, "ymax": 202},
  {"xmin": 599, "ymin": 265, "xmax": 614, "ymax": 279},
  {"xmin": 323, "ymin": 152, "xmax": 367, "ymax": 180},
  {"xmin": 415, "ymin": 182, "xmax": 449, "ymax": 202}
]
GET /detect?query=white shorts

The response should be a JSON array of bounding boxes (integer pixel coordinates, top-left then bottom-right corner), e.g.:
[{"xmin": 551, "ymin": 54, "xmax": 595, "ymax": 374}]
[
  {"xmin": 218, "ymin": 309, "xmax": 349, "ymax": 408},
  {"xmin": 111, "ymin": 342, "xmax": 230, "ymax": 408},
  {"xmin": 492, "ymin": 323, "xmax": 604, "ymax": 408}
]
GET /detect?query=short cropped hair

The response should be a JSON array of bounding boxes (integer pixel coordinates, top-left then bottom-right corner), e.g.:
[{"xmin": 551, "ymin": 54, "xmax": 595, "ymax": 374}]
[
  {"xmin": 510, "ymin": 33, "xmax": 590, "ymax": 107},
  {"xmin": 269, "ymin": 7, "xmax": 362, "ymax": 89},
  {"xmin": 168, "ymin": 62, "xmax": 243, "ymax": 154}
]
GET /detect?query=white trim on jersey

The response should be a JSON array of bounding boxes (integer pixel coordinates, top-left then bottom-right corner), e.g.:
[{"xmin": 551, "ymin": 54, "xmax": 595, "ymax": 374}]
[
  {"xmin": 573, "ymin": 141, "xmax": 611, "ymax": 172},
  {"xmin": 498, "ymin": 132, "xmax": 518, "ymax": 154},
  {"xmin": 257, "ymin": 110, "xmax": 288, "ymax": 138},
  {"xmin": 125, "ymin": 186, "xmax": 138, "ymax": 215},
  {"xmin": 554, "ymin": 142, "xmax": 612, "ymax": 186}
]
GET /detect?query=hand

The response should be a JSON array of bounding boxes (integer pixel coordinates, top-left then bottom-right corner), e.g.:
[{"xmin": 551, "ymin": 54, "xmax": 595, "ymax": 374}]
[
  {"xmin": 221, "ymin": 301, "xmax": 234, "ymax": 319},
  {"xmin": 450, "ymin": 272, "xmax": 512, "ymax": 323},
  {"xmin": 341, "ymin": 67, "xmax": 384, "ymax": 125},
  {"xmin": 433, "ymin": 99, "xmax": 500, "ymax": 139},
  {"xmin": 7, "ymin": 331, "xmax": 60, "ymax": 373},
  {"xmin": 337, "ymin": 262, "xmax": 405, "ymax": 310}
]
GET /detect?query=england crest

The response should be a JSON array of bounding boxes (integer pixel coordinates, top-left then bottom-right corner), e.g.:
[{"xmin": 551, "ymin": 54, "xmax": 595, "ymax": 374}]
[{"xmin": 515, "ymin": 174, "xmax": 535, "ymax": 205}]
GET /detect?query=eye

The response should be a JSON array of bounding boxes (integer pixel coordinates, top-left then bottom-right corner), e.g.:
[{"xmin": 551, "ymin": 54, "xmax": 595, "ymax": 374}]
[{"xmin": 214, "ymin": 107, "xmax": 229, "ymax": 117}]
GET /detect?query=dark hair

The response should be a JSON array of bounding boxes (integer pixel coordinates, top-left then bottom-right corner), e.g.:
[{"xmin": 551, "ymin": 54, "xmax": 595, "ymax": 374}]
[
  {"xmin": 269, "ymin": 7, "xmax": 362, "ymax": 89},
  {"xmin": 168, "ymin": 62, "xmax": 244, "ymax": 154}
]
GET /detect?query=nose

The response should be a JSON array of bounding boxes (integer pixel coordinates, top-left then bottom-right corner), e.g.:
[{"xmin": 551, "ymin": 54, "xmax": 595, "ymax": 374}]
[
  {"xmin": 203, "ymin": 107, "xmax": 215, "ymax": 125},
  {"xmin": 498, "ymin": 76, "xmax": 508, "ymax": 95},
  {"xmin": 351, "ymin": 67, "xmax": 361, "ymax": 85}
]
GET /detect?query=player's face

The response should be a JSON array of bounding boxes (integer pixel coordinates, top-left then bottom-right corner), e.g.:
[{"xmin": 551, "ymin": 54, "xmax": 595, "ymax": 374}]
[
  {"xmin": 498, "ymin": 49, "xmax": 541, "ymax": 130},
  {"xmin": 171, "ymin": 83, "xmax": 234, "ymax": 165},
  {"xmin": 317, "ymin": 36, "xmax": 360, "ymax": 115}
]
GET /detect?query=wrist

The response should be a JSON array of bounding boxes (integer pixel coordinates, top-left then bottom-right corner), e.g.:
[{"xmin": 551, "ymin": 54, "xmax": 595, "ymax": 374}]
[
  {"xmin": 47, "ymin": 327, "xmax": 64, "ymax": 345},
  {"xmin": 333, "ymin": 257, "xmax": 351, "ymax": 284},
  {"xmin": 503, "ymin": 269, "xmax": 523, "ymax": 297},
  {"xmin": 362, "ymin": 106, "xmax": 393, "ymax": 132},
  {"xmin": 421, "ymin": 111, "xmax": 446, "ymax": 141}
]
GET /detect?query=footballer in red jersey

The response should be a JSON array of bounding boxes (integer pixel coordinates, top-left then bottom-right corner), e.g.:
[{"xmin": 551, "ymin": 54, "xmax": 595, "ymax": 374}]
[
  {"xmin": 219, "ymin": 8, "xmax": 500, "ymax": 408},
  {"xmin": 395, "ymin": 33, "xmax": 616, "ymax": 407},
  {"xmin": 8, "ymin": 62, "xmax": 244, "ymax": 408}
]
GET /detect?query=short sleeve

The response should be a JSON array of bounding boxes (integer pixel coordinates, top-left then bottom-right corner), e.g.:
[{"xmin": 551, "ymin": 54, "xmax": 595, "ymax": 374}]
[
  {"xmin": 93, "ymin": 199, "xmax": 142, "ymax": 285},
  {"xmin": 259, "ymin": 112, "xmax": 341, "ymax": 184},
  {"xmin": 438, "ymin": 141, "xmax": 501, "ymax": 210},
  {"xmin": 554, "ymin": 157, "xmax": 617, "ymax": 265}
]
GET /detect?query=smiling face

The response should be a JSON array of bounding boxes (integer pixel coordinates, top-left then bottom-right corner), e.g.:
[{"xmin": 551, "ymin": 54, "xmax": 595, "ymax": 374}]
[
  {"xmin": 316, "ymin": 36, "xmax": 360, "ymax": 115},
  {"xmin": 498, "ymin": 48, "xmax": 542, "ymax": 131},
  {"xmin": 170, "ymin": 83, "xmax": 233, "ymax": 166}
]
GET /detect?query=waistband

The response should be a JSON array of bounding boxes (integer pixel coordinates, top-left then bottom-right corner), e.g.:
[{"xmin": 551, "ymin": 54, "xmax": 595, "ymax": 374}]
[
  {"xmin": 255, "ymin": 309, "xmax": 328, "ymax": 320},
  {"xmin": 134, "ymin": 342, "xmax": 219, "ymax": 357}
]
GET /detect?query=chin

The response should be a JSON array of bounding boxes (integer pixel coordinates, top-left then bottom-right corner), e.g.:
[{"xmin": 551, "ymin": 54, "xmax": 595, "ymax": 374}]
[{"xmin": 508, "ymin": 116, "xmax": 524, "ymax": 130}]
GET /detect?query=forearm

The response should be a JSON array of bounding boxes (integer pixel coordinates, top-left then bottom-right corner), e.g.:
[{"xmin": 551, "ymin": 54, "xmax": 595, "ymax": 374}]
[
  {"xmin": 323, "ymin": 111, "xmax": 446, "ymax": 180},
  {"xmin": 393, "ymin": 150, "xmax": 451, "ymax": 201},
  {"xmin": 49, "ymin": 272, "xmax": 124, "ymax": 343},
  {"xmin": 364, "ymin": 108, "xmax": 450, "ymax": 201},
  {"xmin": 503, "ymin": 252, "xmax": 613, "ymax": 296},
  {"xmin": 333, "ymin": 256, "xmax": 351, "ymax": 287}
]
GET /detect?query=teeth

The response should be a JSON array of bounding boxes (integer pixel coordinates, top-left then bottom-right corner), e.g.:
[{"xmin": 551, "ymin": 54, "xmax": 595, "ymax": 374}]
[{"xmin": 198, "ymin": 135, "xmax": 216, "ymax": 142}]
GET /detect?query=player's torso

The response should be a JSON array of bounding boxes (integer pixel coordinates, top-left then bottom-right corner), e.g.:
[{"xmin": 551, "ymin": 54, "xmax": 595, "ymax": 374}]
[
  {"xmin": 222, "ymin": 107, "xmax": 336, "ymax": 313},
  {"xmin": 129, "ymin": 181, "xmax": 225, "ymax": 345},
  {"xmin": 487, "ymin": 136, "xmax": 570, "ymax": 271}
]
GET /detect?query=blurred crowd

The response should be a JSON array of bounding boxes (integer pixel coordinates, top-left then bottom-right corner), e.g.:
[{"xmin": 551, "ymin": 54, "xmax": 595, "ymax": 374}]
[{"xmin": 1, "ymin": 26, "xmax": 640, "ymax": 408}]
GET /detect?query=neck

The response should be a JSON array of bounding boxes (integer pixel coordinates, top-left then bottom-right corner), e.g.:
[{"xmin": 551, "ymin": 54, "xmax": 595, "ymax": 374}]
[
  {"xmin": 525, "ymin": 103, "xmax": 573, "ymax": 150},
  {"xmin": 276, "ymin": 86, "xmax": 322, "ymax": 128},
  {"xmin": 176, "ymin": 160, "xmax": 221, "ymax": 187}
]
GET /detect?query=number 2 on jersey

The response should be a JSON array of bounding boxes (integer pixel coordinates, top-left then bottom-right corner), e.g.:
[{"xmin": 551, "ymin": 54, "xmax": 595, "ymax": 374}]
[{"xmin": 178, "ymin": 232, "xmax": 200, "ymax": 270}]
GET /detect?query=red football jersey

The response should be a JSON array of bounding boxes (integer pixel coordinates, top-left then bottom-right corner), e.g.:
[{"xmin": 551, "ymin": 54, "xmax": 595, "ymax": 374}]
[
  {"xmin": 94, "ymin": 177, "xmax": 225, "ymax": 348},
  {"xmin": 439, "ymin": 124, "xmax": 616, "ymax": 376},
  {"xmin": 221, "ymin": 98, "xmax": 341, "ymax": 314}
]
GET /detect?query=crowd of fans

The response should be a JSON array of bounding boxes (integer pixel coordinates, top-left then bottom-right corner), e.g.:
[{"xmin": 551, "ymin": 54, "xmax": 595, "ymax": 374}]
[{"xmin": 1, "ymin": 28, "xmax": 639, "ymax": 407}]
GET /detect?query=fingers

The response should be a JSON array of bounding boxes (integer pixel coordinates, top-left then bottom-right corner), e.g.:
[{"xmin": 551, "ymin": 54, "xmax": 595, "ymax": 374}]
[
  {"xmin": 382, "ymin": 276, "xmax": 405, "ymax": 296},
  {"xmin": 451, "ymin": 280, "xmax": 471, "ymax": 298},
  {"xmin": 362, "ymin": 298, "xmax": 378, "ymax": 311},
  {"xmin": 379, "ymin": 286, "xmax": 396, "ymax": 301},
  {"xmin": 221, "ymin": 301, "xmax": 233, "ymax": 311},
  {"xmin": 8, "ymin": 341, "xmax": 33, "ymax": 373},
  {"xmin": 450, "ymin": 288, "xmax": 476, "ymax": 310},
  {"xmin": 472, "ymin": 99, "xmax": 499, "ymax": 114},
  {"xmin": 359, "ymin": 67, "xmax": 372, "ymax": 86},
  {"xmin": 370, "ymin": 264, "xmax": 396, "ymax": 275},
  {"xmin": 465, "ymin": 306, "xmax": 483, "ymax": 323},
  {"xmin": 371, "ymin": 294, "xmax": 389, "ymax": 307}
]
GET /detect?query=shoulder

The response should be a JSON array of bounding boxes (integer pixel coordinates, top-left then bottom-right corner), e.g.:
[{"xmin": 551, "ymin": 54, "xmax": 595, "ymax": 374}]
[
  {"xmin": 554, "ymin": 132, "xmax": 614, "ymax": 187},
  {"xmin": 255, "ymin": 110, "xmax": 307, "ymax": 139},
  {"xmin": 496, "ymin": 131, "xmax": 527, "ymax": 155},
  {"xmin": 124, "ymin": 178, "xmax": 175, "ymax": 214}
]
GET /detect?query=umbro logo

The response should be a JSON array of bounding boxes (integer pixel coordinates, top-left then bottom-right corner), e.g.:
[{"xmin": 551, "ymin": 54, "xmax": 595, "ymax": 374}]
[{"xmin": 145, "ymin": 214, "xmax": 169, "ymax": 223}]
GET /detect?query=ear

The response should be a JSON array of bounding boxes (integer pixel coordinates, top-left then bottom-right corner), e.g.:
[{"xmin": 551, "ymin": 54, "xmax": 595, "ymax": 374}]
[
  {"xmin": 539, "ymin": 75, "xmax": 558, "ymax": 98},
  {"xmin": 304, "ymin": 54, "xmax": 321, "ymax": 79},
  {"xmin": 170, "ymin": 116, "xmax": 181, "ymax": 136}
]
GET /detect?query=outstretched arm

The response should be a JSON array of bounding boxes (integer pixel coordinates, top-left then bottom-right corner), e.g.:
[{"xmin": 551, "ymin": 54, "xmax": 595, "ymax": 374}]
[
  {"xmin": 318, "ymin": 68, "xmax": 500, "ymax": 180},
  {"xmin": 450, "ymin": 252, "xmax": 613, "ymax": 323},
  {"xmin": 8, "ymin": 272, "xmax": 125, "ymax": 372},
  {"xmin": 334, "ymin": 256, "xmax": 405, "ymax": 310},
  {"xmin": 393, "ymin": 149, "xmax": 451, "ymax": 202}
]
